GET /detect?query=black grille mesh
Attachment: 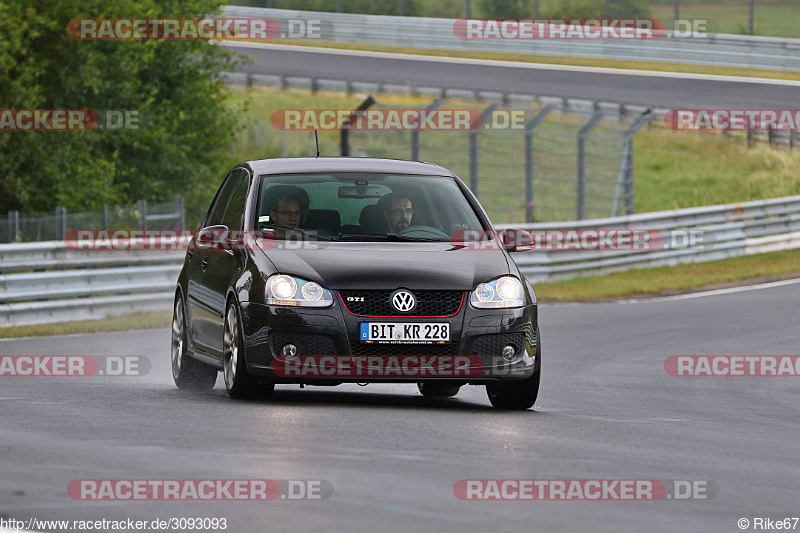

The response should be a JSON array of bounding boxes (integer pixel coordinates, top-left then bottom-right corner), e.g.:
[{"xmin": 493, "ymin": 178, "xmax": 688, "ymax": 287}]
[
  {"xmin": 270, "ymin": 331, "xmax": 338, "ymax": 356},
  {"xmin": 469, "ymin": 333, "xmax": 527, "ymax": 356},
  {"xmin": 339, "ymin": 290, "xmax": 464, "ymax": 317}
]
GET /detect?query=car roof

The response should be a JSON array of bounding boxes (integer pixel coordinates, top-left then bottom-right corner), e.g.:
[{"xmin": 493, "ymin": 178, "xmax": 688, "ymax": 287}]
[{"xmin": 246, "ymin": 157, "xmax": 455, "ymax": 177}]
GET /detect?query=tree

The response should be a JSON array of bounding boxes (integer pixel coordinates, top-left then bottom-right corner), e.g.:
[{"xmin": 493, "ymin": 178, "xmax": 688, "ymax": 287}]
[
  {"xmin": 475, "ymin": 0, "xmax": 530, "ymax": 19},
  {"xmin": 542, "ymin": 0, "xmax": 651, "ymax": 18},
  {"xmin": 0, "ymin": 0, "xmax": 243, "ymax": 224}
]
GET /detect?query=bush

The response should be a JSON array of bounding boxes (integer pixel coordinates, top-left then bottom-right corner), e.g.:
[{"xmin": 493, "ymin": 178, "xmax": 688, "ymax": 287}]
[
  {"xmin": 0, "ymin": 0, "xmax": 243, "ymax": 222},
  {"xmin": 475, "ymin": 0, "xmax": 531, "ymax": 18},
  {"xmin": 542, "ymin": 0, "xmax": 651, "ymax": 19}
]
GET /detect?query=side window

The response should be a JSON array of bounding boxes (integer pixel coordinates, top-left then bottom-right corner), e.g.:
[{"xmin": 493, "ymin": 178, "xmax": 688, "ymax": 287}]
[
  {"xmin": 221, "ymin": 170, "xmax": 250, "ymax": 231},
  {"xmin": 205, "ymin": 170, "xmax": 242, "ymax": 227}
]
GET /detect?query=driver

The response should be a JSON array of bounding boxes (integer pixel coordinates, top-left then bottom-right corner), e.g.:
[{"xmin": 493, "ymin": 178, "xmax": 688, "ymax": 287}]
[
  {"xmin": 261, "ymin": 185, "xmax": 310, "ymax": 238},
  {"xmin": 380, "ymin": 193, "xmax": 414, "ymax": 234}
]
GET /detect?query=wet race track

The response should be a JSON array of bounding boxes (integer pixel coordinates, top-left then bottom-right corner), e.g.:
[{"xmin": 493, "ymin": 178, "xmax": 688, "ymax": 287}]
[{"xmin": 2, "ymin": 281, "xmax": 800, "ymax": 532}]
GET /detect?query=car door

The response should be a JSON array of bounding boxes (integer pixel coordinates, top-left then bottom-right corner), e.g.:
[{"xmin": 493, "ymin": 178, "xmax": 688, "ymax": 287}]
[
  {"xmin": 187, "ymin": 169, "xmax": 243, "ymax": 354},
  {"xmin": 201, "ymin": 168, "xmax": 251, "ymax": 355}
]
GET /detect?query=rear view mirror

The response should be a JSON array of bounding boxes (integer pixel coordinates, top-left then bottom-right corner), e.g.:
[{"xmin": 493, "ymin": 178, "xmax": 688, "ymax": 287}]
[{"xmin": 338, "ymin": 185, "xmax": 383, "ymax": 199}]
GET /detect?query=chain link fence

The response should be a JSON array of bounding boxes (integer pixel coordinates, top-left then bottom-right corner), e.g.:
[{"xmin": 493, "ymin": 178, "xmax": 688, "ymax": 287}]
[
  {"xmin": 347, "ymin": 97, "xmax": 649, "ymax": 223},
  {"xmin": 1, "ymin": 198, "xmax": 185, "ymax": 243}
]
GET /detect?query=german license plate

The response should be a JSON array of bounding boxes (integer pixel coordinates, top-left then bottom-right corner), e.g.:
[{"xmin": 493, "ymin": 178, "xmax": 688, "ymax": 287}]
[{"xmin": 360, "ymin": 322, "xmax": 450, "ymax": 343}]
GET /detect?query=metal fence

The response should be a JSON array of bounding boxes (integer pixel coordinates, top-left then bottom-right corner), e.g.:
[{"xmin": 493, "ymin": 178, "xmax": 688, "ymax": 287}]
[
  {"xmin": 346, "ymin": 97, "xmax": 651, "ymax": 222},
  {"xmin": 2, "ymin": 194, "xmax": 799, "ymax": 326},
  {"xmin": 228, "ymin": 70, "xmax": 800, "ymax": 225},
  {"xmin": 222, "ymin": 6, "xmax": 800, "ymax": 71},
  {"xmin": 0, "ymin": 241, "xmax": 184, "ymax": 326},
  {"xmin": 500, "ymin": 194, "xmax": 800, "ymax": 281},
  {"xmin": 1, "ymin": 198, "xmax": 185, "ymax": 244}
]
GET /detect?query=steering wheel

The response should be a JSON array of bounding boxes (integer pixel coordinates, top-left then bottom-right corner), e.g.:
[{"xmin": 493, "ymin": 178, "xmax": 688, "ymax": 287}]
[{"xmin": 398, "ymin": 225, "xmax": 449, "ymax": 239}]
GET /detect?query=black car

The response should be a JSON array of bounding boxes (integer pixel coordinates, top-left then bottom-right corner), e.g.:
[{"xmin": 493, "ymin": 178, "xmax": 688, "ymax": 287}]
[{"xmin": 171, "ymin": 157, "xmax": 541, "ymax": 409}]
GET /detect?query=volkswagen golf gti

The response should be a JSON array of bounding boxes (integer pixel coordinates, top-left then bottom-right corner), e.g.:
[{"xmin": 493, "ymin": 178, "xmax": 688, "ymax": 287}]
[{"xmin": 171, "ymin": 157, "xmax": 541, "ymax": 409}]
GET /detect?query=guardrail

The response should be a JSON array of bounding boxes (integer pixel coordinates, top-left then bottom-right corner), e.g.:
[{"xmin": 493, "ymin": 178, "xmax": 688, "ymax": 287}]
[
  {"xmin": 498, "ymin": 195, "xmax": 800, "ymax": 281},
  {"xmin": 0, "ymin": 242, "xmax": 184, "ymax": 327},
  {"xmin": 222, "ymin": 6, "xmax": 800, "ymax": 72},
  {"xmin": 2, "ymin": 195, "xmax": 799, "ymax": 326}
]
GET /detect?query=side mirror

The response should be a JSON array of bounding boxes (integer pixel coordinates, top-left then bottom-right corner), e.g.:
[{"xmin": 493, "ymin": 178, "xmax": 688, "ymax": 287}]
[
  {"xmin": 500, "ymin": 229, "xmax": 535, "ymax": 252},
  {"xmin": 194, "ymin": 225, "xmax": 229, "ymax": 249}
]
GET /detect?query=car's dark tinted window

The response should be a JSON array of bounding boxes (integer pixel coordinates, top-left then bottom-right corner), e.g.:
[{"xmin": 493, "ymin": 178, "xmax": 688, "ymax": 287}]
[
  {"xmin": 256, "ymin": 173, "xmax": 486, "ymax": 240},
  {"xmin": 221, "ymin": 170, "xmax": 249, "ymax": 230},
  {"xmin": 206, "ymin": 169, "xmax": 243, "ymax": 227}
]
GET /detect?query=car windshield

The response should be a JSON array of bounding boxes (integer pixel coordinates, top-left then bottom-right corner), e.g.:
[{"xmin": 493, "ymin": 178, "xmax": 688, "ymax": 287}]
[{"xmin": 255, "ymin": 172, "xmax": 487, "ymax": 242}]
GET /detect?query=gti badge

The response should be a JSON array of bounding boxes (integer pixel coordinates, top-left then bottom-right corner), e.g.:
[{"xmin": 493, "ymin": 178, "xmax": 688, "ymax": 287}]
[
  {"xmin": 390, "ymin": 289, "xmax": 416, "ymax": 313},
  {"xmin": 346, "ymin": 296, "xmax": 365, "ymax": 302}
]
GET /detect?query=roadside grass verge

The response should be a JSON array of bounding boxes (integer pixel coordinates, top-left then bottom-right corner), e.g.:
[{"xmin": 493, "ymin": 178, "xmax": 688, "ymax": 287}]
[
  {"xmin": 533, "ymin": 248, "xmax": 800, "ymax": 301},
  {"xmin": 0, "ymin": 311, "xmax": 172, "ymax": 340}
]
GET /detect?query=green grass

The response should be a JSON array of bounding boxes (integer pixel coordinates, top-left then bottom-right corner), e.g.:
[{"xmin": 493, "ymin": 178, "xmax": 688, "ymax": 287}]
[
  {"xmin": 634, "ymin": 127, "xmax": 800, "ymax": 212},
  {"xmin": 534, "ymin": 248, "xmax": 800, "ymax": 301},
  {"xmin": 649, "ymin": 3, "xmax": 800, "ymax": 39},
  {"xmin": 0, "ymin": 311, "xmax": 172, "ymax": 339},
  {"xmin": 229, "ymin": 0, "xmax": 800, "ymax": 38}
]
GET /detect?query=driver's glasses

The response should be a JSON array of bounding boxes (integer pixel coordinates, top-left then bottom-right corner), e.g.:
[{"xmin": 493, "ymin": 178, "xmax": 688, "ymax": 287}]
[{"xmin": 390, "ymin": 208, "xmax": 414, "ymax": 217}]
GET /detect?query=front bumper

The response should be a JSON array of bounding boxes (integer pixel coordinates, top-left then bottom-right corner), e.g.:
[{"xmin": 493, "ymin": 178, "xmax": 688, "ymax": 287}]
[{"xmin": 240, "ymin": 293, "xmax": 538, "ymax": 384}]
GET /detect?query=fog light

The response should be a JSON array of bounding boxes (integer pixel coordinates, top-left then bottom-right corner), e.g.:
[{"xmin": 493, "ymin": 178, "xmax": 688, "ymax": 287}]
[
  {"xmin": 501, "ymin": 344, "xmax": 519, "ymax": 363},
  {"xmin": 282, "ymin": 344, "xmax": 298, "ymax": 357}
]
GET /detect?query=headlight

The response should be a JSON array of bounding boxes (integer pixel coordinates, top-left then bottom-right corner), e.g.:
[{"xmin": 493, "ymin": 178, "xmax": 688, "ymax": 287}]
[
  {"xmin": 470, "ymin": 276, "xmax": 524, "ymax": 308},
  {"xmin": 266, "ymin": 274, "xmax": 333, "ymax": 307}
]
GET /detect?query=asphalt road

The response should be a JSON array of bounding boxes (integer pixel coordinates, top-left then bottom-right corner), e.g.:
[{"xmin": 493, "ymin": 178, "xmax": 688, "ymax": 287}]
[
  {"xmin": 226, "ymin": 43, "xmax": 800, "ymax": 109},
  {"xmin": 2, "ymin": 281, "xmax": 799, "ymax": 532}
]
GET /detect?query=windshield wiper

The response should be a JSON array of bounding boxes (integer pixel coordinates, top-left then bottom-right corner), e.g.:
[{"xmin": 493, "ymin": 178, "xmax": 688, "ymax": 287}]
[
  {"xmin": 336, "ymin": 232, "xmax": 443, "ymax": 242},
  {"xmin": 257, "ymin": 224, "xmax": 334, "ymax": 241}
]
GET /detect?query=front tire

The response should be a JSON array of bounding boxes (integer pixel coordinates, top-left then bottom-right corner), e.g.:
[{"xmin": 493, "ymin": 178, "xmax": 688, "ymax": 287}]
[
  {"xmin": 171, "ymin": 295, "xmax": 218, "ymax": 390},
  {"xmin": 223, "ymin": 301, "xmax": 273, "ymax": 400},
  {"xmin": 485, "ymin": 329, "xmax": 541, "ymax": 410}
]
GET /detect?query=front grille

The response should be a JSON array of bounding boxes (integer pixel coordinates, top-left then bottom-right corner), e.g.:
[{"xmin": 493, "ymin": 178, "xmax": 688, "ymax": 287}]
[
  {"xmin": 338, "ymin": 290, "xmax": 465, "ymax": 317},
  {"xmin": 349, "ymin": 340, "xmax": 460, "ymax": 357},
  {"xmin": 270, "ymin": 331, "xmax": 338, "ymax": 356}
]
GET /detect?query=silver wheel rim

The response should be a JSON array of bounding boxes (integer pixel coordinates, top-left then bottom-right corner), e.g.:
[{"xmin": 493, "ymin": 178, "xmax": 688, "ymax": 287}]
[
  {"xmin": 223, "ymin": 306, "xmax": 238, "ymax": 390},
  {"xmin": 171, "ymin": 299, "xmax": 184, "ymax": 380}
]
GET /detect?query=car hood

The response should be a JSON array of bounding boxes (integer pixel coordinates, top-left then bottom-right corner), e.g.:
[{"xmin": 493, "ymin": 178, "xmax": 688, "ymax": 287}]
[{"xmin": 255, "ymin": 241, "xmax": 510, "ymax": 290}]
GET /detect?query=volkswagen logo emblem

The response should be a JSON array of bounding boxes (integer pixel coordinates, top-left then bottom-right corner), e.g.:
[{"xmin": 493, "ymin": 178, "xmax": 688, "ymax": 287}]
[{"xmin": 390, "ymin": 289, "xmax": 416, "ymax": 313}]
